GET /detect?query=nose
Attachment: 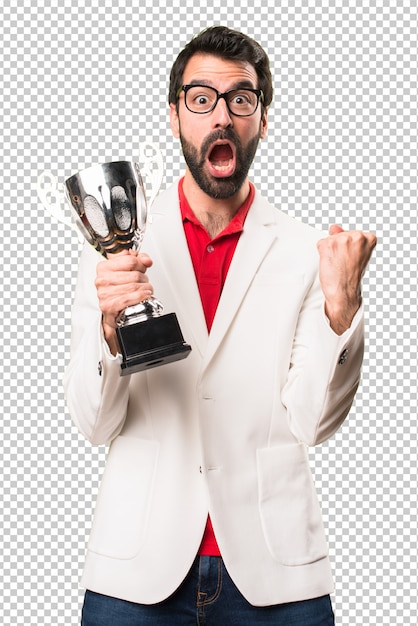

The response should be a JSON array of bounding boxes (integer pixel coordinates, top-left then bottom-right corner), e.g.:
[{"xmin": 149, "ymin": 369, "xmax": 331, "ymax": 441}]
[{"xmin": 211, "ymin": 96, "xmax": 233, "ymax": 128}]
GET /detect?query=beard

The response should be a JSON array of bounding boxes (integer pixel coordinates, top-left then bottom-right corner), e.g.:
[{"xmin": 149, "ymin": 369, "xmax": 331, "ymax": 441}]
[{"xmin": 179, "ymin": 126, "xmax": 261, "ymax": 200}]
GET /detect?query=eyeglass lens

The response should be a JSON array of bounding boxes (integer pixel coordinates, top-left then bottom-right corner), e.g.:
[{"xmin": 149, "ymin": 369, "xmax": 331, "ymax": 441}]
[{"xmin": 185, "ymin": 86, "xmax": 259, "ymax": 115}]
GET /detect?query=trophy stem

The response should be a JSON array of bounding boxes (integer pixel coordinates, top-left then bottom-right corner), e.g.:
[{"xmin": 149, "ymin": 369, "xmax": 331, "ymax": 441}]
[{"xmin": 118, "ymin": 297, "xmax": 164, "ymax": 326}]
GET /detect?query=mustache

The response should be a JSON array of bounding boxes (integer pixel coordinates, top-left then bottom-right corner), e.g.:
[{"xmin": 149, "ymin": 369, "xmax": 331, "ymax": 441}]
[{"xmin": 200, "ymin": 128, "xmax": 242, "ymax": 159}]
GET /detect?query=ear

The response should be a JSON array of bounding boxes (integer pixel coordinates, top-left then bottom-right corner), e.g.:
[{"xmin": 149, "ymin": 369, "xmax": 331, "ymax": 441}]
[
  {"xmin": 170, "ymin": 103, "xmax": 180, "ymax": 139},
  {"xmin": 260, "ymin": 108, "xmax": 268, "ymax": 140}
]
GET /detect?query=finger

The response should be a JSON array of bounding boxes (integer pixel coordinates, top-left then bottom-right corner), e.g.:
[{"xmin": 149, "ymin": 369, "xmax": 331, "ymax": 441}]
[
  {"xmin": 98, "ymin": 253, "xmax": 152, "ymax": 274},
  {"xmin": 96, "ymin": 271, "xmax": 151, "ymax": 289},
  {"xmin": 100, "ymin": 285, "xmax": 154, "ymax": 321},
  {"xmin": 365, "ymin": 232, "xmax": 378, "ymax": 249},
  {"xmin": 124, "ymin": 249, "xmax": 153, "ymax": 267},
  {"xmin": 329, "ymin": 224, "xmax": 344, "ymax": 236},
  {"xmin": 102, "ymin": 287, "xmax": 154, "ymax": 311}
]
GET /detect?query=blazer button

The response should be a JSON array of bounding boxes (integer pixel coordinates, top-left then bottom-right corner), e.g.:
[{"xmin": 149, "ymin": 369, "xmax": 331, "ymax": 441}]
[{"xmin": 338, "ymin": 349, "xmax": 348, "ymax": 365}]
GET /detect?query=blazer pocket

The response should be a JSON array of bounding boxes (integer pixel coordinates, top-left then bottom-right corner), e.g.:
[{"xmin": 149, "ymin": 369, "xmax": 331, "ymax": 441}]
[
  {"xmin": 88, "ymin": 436, "xmax": 159, "ymax": 560},
  {"xmin": 257, "ymin": 443, "xmax": 328, "ymax": 566}
]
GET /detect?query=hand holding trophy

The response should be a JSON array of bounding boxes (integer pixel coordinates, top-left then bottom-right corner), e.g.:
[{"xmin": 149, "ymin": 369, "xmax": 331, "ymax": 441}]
[{"xmin": 38, "ymin": 144, "xmax": 191, "ymax": 375}]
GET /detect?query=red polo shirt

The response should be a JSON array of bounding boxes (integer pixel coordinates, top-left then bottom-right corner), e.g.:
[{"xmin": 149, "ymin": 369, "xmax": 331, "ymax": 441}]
[{"xmin": 179, "ymin": 177, "xmax": 255, "ymax": 556}]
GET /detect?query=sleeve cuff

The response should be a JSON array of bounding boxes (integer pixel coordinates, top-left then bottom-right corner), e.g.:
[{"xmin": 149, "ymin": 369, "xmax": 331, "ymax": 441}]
[{"xmin": 322, "ymin": 302, "xmax": 364, "ymax": 338}]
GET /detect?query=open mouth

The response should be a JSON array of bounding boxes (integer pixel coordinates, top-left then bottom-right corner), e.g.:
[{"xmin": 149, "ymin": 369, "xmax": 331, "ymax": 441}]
[{"xmin": 207, "ymin": 141, "xmax": 236, "ymax": 177}]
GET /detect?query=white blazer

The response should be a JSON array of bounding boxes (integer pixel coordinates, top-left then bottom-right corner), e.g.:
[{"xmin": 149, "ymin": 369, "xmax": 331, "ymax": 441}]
[{"xmin": 64, "ymin": 183, "xmax": 364, "ymax": 606}]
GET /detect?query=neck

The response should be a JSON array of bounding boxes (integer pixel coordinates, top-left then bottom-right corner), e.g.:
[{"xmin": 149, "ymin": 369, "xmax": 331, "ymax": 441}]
[{"xmin": 182, "ymin": 171, "xmax": 250, "ymax": 238}]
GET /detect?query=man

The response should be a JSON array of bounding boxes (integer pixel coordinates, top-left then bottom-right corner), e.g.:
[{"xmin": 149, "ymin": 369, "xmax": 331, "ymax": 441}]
[{"xmin": 65, "ymin": 26, "xmax": 376, "ymax": 625}]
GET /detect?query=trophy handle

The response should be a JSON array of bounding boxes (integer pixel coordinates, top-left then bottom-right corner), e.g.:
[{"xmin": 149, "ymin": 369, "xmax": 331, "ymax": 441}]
[
  {"xmin": 138, "ymin": 141, "xmax": 164, "ymax": 217},
  {"xmin": 37, "ymin": 170, "xmax": 84, "ymax": 243}
]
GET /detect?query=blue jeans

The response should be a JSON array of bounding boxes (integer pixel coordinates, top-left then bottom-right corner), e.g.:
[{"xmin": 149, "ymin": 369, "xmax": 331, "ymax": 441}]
[{"xmin": 81, "ymin": 556, "xmax": 335, "ymax": 625}]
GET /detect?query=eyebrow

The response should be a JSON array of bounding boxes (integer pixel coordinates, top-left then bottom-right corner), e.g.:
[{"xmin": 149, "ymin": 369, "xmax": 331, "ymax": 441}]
[{"xmin": 187, "ymin": 79, "xmax": 257, "ymax": 90}]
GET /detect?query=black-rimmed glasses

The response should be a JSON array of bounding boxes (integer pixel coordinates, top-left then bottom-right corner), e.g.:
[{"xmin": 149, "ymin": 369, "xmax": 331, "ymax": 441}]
[{"xmin": 176, "ymin": 84, "xmax": 264, "ymax": 117}]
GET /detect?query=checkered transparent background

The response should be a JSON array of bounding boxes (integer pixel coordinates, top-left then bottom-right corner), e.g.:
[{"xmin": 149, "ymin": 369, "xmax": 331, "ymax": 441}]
[{"xmin": 1, "ymin": 0, "xmax": 417, "ymax": 623}]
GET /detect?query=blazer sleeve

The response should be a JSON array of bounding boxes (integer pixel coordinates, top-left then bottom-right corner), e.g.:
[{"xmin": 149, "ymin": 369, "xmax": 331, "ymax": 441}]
[
  {"xmin": 63, "ymin": 243, "xmax": 131, "ymax": 445},
  {"xmin": 281, "ymin": 272, "xmax": 365, "ymax": 446}
]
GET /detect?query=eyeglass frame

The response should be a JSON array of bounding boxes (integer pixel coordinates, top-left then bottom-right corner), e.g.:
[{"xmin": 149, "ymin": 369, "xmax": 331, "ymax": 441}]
[{"xmin": 176, "ymin": 84, "xmax": 265, "ymax": 117}]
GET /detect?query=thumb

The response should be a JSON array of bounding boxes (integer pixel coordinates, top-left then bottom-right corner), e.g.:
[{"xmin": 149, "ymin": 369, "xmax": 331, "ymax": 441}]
[
  {"xmin": 137, "ymin": 252, "xmax": 153, "ymax": 267},
  {"xmin": 329, "ymin": 224, "xmax": 344, "ymax": 236}
]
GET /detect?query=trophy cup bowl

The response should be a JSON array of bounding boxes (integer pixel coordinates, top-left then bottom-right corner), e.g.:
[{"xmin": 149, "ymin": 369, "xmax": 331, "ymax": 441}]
[{"xmin": 64, "ymin": 161, "xmax": 191, "ymax": 375}]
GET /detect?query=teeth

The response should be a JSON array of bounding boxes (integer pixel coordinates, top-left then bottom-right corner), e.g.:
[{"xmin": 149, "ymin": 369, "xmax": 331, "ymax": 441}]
[
  {"xmin": 211, "ymin": 159, "xmax": 232, "ymax": 171},
  {"xmin": 212, "ymin": 163, "xmax": 231, "ymax": 171}
]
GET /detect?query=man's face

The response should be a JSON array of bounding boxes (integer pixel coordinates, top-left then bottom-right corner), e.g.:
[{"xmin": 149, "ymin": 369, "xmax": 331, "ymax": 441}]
[{"xmin": 170, "ymin": 53, "xmax": 268, "ymax": 200}]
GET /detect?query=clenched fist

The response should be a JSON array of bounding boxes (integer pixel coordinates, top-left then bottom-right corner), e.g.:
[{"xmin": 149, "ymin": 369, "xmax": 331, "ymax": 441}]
[
  {"xmin": 95, "ymin": 250, "xmax": 154, "ymax": 355},
  {"xmin": 317, "ymin": 225, "xmax": 377, "ymax": 335}
]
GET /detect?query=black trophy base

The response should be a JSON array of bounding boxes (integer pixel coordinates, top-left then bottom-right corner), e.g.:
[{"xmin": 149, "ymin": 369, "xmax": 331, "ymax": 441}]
[{"xmin": 116, "ymin": 312, "xmax": 192, "ymax": 376}]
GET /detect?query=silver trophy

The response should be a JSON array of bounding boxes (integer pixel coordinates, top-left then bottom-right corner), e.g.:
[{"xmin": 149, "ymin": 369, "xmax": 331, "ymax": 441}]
[{"xmin": 39, "ymin": 149, "xmax": 191, "ymax": 375}]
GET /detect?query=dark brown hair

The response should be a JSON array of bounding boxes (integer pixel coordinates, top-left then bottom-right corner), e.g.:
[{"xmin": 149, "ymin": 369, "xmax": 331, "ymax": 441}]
[{"xmin": 168, "ymin": 26, "xmax": 273, "ymax": 110}]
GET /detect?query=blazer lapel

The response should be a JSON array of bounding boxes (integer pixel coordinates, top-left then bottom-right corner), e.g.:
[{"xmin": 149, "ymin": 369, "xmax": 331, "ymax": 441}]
[
  {"xmin": 201, "ymin": 192, "xmax": 278, "ymax": 372},
  {"xmin": 148, "ymin": 184, "xmax": 209, "ymax": 358},
  {"xmin": 148, "ymin": 184, "xmax": 278, "ymax": 367}
]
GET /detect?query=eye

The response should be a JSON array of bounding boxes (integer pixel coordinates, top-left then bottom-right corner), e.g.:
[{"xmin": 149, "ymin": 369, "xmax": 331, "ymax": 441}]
[
  {"xmin": 194, "ymin": 94, "xmax": 210, "ymax": 105},
  {"xmin": 187, "ymin": 87, "xmax": 216, "ymax": 110},
  {"xmin": 231, "ymin": 92, "xmax": 252, "ymax": 106}
]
